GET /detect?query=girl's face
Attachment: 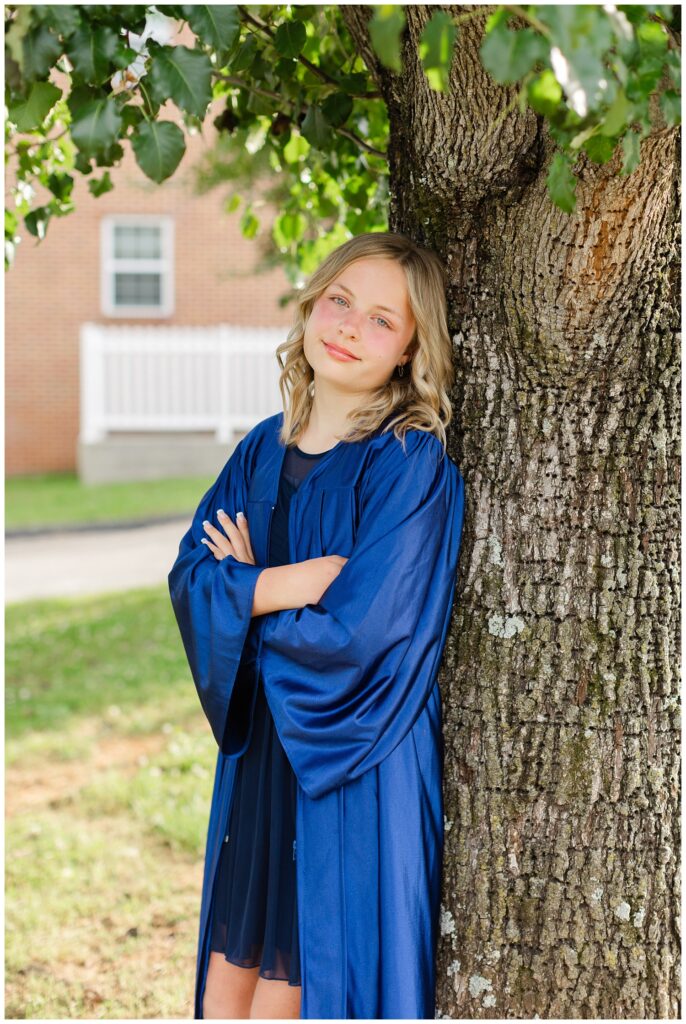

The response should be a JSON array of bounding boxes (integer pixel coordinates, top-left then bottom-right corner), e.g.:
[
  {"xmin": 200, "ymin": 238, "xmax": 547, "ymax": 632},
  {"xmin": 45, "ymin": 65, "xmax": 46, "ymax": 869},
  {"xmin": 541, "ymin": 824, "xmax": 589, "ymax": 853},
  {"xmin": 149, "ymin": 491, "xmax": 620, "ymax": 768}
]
[{"xmin": 303, "ymin": 257, "xmax": 417, "ymax": 391}]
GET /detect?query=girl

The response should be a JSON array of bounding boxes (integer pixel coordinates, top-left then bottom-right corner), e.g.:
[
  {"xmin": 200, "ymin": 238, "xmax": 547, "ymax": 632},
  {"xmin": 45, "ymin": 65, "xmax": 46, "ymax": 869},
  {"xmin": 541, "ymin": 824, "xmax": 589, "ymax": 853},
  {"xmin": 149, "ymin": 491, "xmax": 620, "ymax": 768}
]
[{"xmin": 169, "ymin": 231, "xmax": 466, "ymax": 1019}]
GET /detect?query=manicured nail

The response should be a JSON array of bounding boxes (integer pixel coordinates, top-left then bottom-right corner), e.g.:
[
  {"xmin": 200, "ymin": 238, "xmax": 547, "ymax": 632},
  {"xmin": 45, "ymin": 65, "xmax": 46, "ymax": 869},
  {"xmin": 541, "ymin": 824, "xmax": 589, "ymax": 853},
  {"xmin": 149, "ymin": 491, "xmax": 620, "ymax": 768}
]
[
  {"xmin": 201, "ymin": 539, "xmax": 208, "ymax": 545},
  {"xmin": 217, "ymin": 508, "xmax": 226, "ymax": 517},
  {"xmin": 202, "ymin": 520, "xmax": 209, "ymax": 526},
  {"xmin": 237, "ymin": 511, "xmax": 245, "ymax": 519}
]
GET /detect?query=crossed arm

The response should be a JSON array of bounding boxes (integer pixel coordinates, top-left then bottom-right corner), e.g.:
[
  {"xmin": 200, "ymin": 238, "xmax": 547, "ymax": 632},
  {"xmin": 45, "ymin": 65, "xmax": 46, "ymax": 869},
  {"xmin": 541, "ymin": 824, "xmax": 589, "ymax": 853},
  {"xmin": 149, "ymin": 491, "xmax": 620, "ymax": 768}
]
[{"xmin": 199, "ymin": 506, "xmax": 347, "ymax": 617}]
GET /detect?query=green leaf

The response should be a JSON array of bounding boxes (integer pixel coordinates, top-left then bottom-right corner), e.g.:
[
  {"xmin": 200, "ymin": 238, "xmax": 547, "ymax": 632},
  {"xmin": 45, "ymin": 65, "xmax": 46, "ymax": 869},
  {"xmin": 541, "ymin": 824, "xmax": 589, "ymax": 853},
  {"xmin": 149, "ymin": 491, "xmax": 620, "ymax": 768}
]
[
  {"xmin": 481, "ymin": 20, "xmax": 547, "ymax": 85},
  {"xmin": 631, "ymin": 63, "xmax": 664, "ymax": 101},
  {"xmin": 342, "ymin": 178, "xmax": 369, "ymax": 212},
  {"xmin": 8, "ymin": 81, "xmax": 62, "ymax": 132},
  {"xmin": 66, "ymin": 84, "xmax": 103, "ymax": 119},
  {"xmin": 660, "ymin": 90, "xmax": 681, "ymax": 125},
  {"xmin": 274, "ymin": 20, "xmax": 307, "ymax": 59},
  {"xmin": 274, "ymin": 210, "xmax": 306, "ymax": 246},
  {"xmin": 339, "ymin": 72, "xmax": 369, "ymax": 94},
  {"xmin": 599, "ymin": 88, "xmax": 632, "ymax": 136},
  {"xmin": 111, "ymin": 42, "xmax": 139, "ymax": 72},
  {"xmin": 527, "ymin": 69, "xmax": 563, "ymax": 116},
  {"xmin": 229, "ymin": 35, "xmax": 258, "ymax": 72},
  {"xmin": 47, "ymin": 194, "xmax": 75, "ymax": 218},
  {"xmin": 290, "ymin": 4, "xmax": 318, "ymax": 20},
  {"xmin": 155, "ymin": 4, "xmax": 186, "ymax": 17},
  {"xmin": 120, "ymin": 103, "xmax": 146, "ymax": 132},
  {"xmin": 66, "ymin": 25, "xmax": 120, "ymax": 85},
  {"xmin": 224, "ymin": 193, "xmax": 242, "ymax": 213},
  {"xmin": 636, "ymin": 19, "xmax": 668, "ymax": 58},
  {"xmin": 131, "ymin": 120, "xmax": 186, "ymax": 183},
  {"xmin": 22, "ymin": 25, "xmax": 63, "ymax": 81},
  {"xmin": 300, "ymin": 105, "xmax": 333, "ymax": 149},
  {"xmin": 620, "ymin": 130, "xmax": 640, "ymax": 175},
  {"xmin": 46, "ymin": 172, "xmax": 74, "ymax": 201},
  {"xmin": 369, "ymin": 5, "xmax": 406, "ymax": 73},
  {"xmin": 274, "ymin": 57, "xmax": 297, "ymax": 81},
  {"xmin": 569, "ymin": 124, "xmax": 597, "ymax": 150},
  {"xmin": 418, "ymin": 11, "xmax": 457, "ymax": 93},
  {"xmin": 547, "ymin": 151, "xmax": 576, "ymax": 213},
  {"xmin": 70, "ymin": 97, "xmax": 122, "ymax": 157},
  {"xmin": 34, "ymin": 4, "xmax": 81, "ymax": 37},
  {"xmin": 25, "ymin": 205, "xmax": 52, "ymax": 239},
  {"xmin": 88, "ymin": 171, "xmax": 115, "ymax": 197},
  {"xmin": 240, "ymin": 206, "xmax": 260, "ymax": 238},
  {"xmin": 283, "ymin": 132, "xmax": 310, "ymax": 163},
  {"xmin": 665, "ymin": 49, "xmax": 680, "ymax": 92},
  {"xmin": 246, "ymin": 91, "xmax": 274, "ymax": 116},
  {"xmin": 581, "ymin": 134, "xmax": 615, "ymax": 163},
  {"xmin": 181, "ymin": 5, "xmax": 240, "ymax": 57},
  {"xmin": 74, "ymin": 152, "xmax": 93, "ymax": 174},
  {"xmin": 107, "ymin": 7, "xmax": 149, "ymax": 32},
  {"xmin": 146, "ymin": 44, "xmax": 213, "ymax": 119},
  {"xmin": 95, "ymin": 141, "xmax": 125, "ymax": 167},
  {"xmin": 321, "ymin": 92, "xmax": 353, "ymax": 128},
  {"xmin": 250, "ymin": 53, "xmax": 272, "ymax": 81}
]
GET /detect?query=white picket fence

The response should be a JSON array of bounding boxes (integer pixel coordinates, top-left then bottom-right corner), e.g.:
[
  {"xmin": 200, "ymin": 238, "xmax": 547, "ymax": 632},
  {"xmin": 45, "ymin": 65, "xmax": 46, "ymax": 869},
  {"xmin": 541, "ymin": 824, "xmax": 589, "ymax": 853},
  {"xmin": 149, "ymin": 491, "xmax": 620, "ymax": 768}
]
[{"xmin": 79, "ymin": 323, "xmax": 286, "ymax": 444}]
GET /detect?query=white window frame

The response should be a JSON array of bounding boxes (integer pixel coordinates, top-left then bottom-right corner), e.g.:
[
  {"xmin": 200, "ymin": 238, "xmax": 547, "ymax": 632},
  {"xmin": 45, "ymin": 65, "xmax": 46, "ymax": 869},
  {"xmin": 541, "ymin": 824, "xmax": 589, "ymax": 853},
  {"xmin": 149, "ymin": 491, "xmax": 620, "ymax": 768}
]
[{"xmin": 100, "ymin": 214, "xmax": 174, "ymax": 318}]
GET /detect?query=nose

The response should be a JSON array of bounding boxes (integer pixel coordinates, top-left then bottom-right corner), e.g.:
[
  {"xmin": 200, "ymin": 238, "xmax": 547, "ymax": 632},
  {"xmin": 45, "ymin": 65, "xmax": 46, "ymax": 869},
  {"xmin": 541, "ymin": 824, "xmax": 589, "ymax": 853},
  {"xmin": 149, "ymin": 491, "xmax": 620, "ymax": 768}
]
[{"xmin": 337, "ymin": 309, "xmax": 361, "ymax": 341}]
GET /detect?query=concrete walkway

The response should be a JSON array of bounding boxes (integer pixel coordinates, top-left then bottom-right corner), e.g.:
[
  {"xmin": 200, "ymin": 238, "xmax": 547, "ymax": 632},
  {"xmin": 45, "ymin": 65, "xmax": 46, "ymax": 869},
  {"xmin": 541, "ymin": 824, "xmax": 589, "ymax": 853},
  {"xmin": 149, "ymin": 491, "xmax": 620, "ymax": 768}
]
[{"xmin": 5, "ymin": 517, "xmax": 191, "ymax": 603}]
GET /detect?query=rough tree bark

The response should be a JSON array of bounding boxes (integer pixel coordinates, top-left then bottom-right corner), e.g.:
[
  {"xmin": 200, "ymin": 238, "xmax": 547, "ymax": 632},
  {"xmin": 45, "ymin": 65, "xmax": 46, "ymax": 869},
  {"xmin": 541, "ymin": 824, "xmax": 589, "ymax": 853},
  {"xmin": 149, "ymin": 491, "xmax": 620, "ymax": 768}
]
[{"xmin": 343, "ymin": 5, "xmax": 680, "ymax": 1018}]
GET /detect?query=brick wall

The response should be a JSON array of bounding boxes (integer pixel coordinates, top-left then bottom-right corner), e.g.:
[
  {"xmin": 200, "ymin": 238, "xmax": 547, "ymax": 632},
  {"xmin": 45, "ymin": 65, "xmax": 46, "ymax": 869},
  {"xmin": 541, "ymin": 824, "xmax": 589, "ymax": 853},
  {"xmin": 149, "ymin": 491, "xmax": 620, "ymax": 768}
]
[{"xmin": 6, "ymin": 89, "xmax": 297, "ymax": 476}]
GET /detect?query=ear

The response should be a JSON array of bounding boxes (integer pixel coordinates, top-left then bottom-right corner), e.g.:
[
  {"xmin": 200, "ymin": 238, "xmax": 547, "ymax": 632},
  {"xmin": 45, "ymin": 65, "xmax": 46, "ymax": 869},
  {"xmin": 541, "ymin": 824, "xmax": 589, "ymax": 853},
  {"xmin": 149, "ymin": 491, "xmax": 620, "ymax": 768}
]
[{"xmin": 405, "ymin": 335, "xmax": 419, "ymax": 361}]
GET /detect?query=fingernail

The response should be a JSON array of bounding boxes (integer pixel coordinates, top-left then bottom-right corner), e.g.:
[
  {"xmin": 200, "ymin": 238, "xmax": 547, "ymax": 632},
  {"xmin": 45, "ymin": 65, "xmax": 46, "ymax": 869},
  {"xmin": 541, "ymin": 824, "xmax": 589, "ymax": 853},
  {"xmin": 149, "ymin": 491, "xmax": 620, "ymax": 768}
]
[
  {"xmin": 201, "ymin": 539, "xmax": 208, "ymax": 545},
  {"xmin": 237, "ymin": 511, "xmax": 245, "ymax": 519},
  {"xmin": 202, "ymin": 520, "xmax": 209, "ymax": 526},
  {"xmin": 217, "ymin": 509, "xmax": 226, "ymax": 517}
]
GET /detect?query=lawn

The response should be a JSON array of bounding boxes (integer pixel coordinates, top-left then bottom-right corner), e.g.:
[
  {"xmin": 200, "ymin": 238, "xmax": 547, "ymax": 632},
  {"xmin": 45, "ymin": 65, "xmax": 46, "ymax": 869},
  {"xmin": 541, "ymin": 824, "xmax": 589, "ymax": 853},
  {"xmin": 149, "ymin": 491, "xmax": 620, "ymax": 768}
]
[
  {"xmin": 5, "ymin": 471, "xmax": 216, "ymax": 530},
  {"xmin": 5, "ymin": 584, "xmax": 218, "ymax": 1018}
]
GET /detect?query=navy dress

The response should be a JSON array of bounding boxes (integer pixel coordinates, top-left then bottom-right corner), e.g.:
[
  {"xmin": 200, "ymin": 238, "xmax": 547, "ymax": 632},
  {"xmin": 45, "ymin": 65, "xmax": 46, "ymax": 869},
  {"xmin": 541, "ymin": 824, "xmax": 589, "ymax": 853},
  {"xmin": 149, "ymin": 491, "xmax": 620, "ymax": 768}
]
[{"xmin": 208, "ymin": 443, "xmax": 326, "ymax": 986}]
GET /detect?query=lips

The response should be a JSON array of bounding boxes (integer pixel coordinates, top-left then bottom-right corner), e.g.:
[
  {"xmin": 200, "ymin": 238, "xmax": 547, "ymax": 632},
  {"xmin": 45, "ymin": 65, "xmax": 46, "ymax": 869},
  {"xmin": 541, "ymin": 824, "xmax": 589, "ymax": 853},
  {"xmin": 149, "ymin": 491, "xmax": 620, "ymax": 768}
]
[{"xmin": 323, "ymin": 340, "xmax": 360, "ymax": 360}]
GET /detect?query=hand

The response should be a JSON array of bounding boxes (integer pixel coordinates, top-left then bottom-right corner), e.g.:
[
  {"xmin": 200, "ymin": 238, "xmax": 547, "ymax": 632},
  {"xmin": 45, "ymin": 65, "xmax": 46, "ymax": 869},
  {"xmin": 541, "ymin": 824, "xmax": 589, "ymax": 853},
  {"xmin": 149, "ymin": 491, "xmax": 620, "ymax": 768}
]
[{"xmin": 201, "ymin": 509, "xmax": 256, "ymax": 565}]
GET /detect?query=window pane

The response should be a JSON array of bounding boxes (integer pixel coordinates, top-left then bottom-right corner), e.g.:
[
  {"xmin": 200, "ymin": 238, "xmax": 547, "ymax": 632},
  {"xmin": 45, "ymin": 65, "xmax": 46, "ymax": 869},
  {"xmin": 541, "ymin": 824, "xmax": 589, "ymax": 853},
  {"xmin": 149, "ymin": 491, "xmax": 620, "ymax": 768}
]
[
  {"xmin": 114, "ymin": 273, "xmax": 162, "ymax": 306},
  {"xmin": 113, "ymin": 224, "xmax": 162, "ymax": 260}
]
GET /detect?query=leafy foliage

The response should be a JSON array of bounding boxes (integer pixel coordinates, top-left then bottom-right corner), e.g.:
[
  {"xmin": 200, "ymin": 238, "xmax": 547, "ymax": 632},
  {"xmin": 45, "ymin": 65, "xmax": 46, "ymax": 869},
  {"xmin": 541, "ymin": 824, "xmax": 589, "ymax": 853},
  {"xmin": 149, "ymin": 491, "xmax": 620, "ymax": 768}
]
[
  {"xmin": 4, "ymin": 4, "xmax": 680, "ymax": 276},
  {"xmin": 479, "ymin": 5, "xmax": 680, "ymax": 209}
]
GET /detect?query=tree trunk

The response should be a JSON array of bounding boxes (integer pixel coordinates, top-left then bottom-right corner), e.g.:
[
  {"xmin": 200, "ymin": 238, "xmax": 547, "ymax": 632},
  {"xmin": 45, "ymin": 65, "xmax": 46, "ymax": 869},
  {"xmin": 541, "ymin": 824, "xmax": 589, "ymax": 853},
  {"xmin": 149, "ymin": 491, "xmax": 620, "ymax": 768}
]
[{"xmin": 343, "ymin": 5, "xmax": 681, "ymax": 1017}]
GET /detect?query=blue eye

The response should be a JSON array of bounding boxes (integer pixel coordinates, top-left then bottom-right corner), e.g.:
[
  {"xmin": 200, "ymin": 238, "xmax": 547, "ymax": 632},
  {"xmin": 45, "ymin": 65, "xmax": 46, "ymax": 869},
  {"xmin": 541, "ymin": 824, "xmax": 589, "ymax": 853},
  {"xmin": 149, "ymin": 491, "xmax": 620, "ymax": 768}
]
[{"xmin": 330, "ymin": 295, "xmax": 391, "ymax": 329}]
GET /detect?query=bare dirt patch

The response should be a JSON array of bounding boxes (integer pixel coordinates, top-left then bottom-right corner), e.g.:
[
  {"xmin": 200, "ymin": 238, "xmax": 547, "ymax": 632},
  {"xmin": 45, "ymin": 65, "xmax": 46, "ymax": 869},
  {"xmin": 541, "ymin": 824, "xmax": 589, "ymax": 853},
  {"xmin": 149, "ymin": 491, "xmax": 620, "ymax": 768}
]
[{"xmin": 6, "ymin": 732, "xmax": 169, "ymax": 818}]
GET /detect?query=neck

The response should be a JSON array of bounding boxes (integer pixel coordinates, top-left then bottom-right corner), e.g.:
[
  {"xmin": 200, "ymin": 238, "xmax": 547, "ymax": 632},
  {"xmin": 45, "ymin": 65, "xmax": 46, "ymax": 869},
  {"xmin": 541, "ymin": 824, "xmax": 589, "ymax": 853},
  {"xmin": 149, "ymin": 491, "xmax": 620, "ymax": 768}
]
[{"xmin": 303, "ymin": 377, "xmax": 369, "ymax": 445}]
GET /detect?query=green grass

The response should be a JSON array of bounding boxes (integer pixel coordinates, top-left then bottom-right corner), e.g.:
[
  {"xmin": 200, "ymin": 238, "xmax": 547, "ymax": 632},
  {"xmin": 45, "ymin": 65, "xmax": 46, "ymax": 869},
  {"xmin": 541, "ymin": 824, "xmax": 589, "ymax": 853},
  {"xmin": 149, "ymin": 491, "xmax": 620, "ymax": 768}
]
[
  {"xmin": 5, "ymin": 471, "xmax": 216, "ymax": 529},
  {"xmin": 5, "ymin": 584, "xmax": 222, "ymax": 1018},
  {"xmin": 6, "ymin": 586, "xmax": 199, "ymax": 741}
]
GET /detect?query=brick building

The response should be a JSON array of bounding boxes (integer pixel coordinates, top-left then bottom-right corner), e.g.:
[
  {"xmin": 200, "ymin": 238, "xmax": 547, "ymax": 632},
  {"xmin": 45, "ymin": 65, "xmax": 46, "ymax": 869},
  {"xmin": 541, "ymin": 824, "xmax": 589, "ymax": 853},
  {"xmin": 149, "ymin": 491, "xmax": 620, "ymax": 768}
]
[{"xmin": 5, "ymin": 19, "xmax": 295, "ymax": 481}]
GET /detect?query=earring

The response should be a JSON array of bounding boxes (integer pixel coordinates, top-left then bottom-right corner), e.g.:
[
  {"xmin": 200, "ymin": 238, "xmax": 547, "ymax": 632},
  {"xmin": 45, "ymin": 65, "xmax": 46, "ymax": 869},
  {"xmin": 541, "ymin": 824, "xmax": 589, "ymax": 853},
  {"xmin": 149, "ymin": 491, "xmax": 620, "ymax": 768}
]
[{"xmin": 398, "ymin": 363, "xmax": 406, "ymax": 377}]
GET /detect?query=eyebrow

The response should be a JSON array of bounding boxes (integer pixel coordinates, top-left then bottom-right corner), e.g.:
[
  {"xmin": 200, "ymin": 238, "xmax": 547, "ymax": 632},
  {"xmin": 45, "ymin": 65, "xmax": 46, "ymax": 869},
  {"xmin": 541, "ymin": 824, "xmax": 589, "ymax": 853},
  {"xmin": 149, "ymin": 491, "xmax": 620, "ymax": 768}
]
[{"xmin": 329, "ymin": 281, "xmax": 404, "ymax": 322}]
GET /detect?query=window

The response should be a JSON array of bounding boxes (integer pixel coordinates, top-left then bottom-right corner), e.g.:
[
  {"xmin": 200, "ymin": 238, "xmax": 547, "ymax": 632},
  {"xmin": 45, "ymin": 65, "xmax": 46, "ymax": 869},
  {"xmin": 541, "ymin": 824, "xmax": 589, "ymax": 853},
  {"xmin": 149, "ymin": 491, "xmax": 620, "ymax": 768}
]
[{"xmin": 101, "ymin": 215, "xmax": 174, "ymax": 317}]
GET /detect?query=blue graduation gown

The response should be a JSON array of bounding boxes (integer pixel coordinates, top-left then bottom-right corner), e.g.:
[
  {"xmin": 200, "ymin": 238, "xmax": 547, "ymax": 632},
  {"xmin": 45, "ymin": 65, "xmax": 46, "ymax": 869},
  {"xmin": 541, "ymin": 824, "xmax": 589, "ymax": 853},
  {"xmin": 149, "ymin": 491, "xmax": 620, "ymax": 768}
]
[{"xmin": 168, "ymin": 411, "xmax": 466, "ymax": 1019}]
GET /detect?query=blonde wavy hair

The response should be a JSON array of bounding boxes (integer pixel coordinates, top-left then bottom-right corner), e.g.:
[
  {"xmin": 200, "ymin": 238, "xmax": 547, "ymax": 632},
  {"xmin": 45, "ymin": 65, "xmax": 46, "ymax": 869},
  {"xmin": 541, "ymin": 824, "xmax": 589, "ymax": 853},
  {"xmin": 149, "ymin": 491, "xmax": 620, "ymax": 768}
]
[{"xmin": 276, "ymin": 231, "xmax": 454, "ymax": 455}]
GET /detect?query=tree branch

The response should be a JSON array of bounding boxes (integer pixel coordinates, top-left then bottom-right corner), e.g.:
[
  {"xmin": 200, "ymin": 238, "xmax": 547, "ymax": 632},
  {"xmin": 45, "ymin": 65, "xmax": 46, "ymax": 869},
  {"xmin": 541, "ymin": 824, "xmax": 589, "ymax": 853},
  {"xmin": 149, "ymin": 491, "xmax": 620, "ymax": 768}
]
[
  {"xmin": 214, "ymin": 73, "xmax": 387, "ymax": 159},
  {"xmin": 236, "ymin": 5, "xmax": 381, "ymax": 99}
]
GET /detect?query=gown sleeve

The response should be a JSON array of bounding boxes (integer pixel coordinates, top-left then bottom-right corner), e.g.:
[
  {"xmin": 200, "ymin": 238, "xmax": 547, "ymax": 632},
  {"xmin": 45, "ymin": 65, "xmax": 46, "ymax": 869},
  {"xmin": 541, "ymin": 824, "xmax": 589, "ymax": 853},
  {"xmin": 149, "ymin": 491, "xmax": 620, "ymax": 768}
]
[
  {"xmin": 167, "ymin": 434, "xmax": 265, "ymax": 754},
  {"xmin": 259, "ymin": 430, "xmax": 466, "ymax": 800}
]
